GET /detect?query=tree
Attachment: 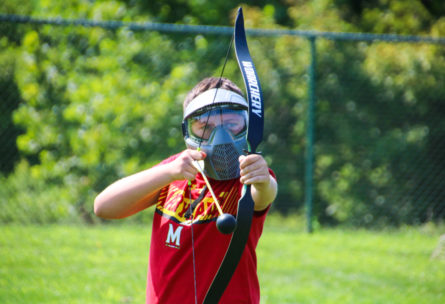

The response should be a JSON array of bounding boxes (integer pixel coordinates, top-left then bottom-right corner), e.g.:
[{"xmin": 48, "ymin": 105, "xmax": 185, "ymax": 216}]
[{"xmin": 1, "ymin": 0, "xmax": 445, "ymax": 225}]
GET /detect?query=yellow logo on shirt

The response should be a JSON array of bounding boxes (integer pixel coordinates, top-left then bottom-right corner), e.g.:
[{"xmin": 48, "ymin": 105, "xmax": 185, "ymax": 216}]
[{"xmin": 156, "ymin": 183, "xmax": 235, "ymax": 224}]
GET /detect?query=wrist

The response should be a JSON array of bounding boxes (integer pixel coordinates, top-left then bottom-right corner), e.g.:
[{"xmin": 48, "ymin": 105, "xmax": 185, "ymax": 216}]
[{"xmin": 163, "ymin": 162, "xmax": 181, "ymax": 182}]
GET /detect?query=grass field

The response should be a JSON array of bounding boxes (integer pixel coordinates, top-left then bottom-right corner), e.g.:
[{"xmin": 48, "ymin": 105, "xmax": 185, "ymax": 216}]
[{"xmin": 1, "ymin": 218, "xmax": 444, "ymax": 303}]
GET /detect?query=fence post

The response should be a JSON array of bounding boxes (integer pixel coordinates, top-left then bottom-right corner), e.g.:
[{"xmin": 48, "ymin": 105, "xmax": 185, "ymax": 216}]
[{"xmin": 305, "ymin": 36, "xmax": 317, "ymax": 233}]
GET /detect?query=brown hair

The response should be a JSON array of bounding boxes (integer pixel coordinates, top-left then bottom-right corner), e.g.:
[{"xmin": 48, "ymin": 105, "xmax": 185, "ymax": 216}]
[{"xmin": 183, "ymin": 77, "xmax": 244, "ymax": 112}]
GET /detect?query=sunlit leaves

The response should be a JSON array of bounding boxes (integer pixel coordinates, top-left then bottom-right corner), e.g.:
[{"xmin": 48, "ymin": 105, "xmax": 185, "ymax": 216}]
[{"xmin": 2, "ymin": 0, "xmax": 445, "ymax": 225}]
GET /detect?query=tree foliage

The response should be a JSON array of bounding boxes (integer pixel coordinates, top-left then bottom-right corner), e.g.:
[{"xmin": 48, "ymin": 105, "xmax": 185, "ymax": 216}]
[{"xmin": 1, "ymin": 0, "xmax": 444, "ymax": 225}]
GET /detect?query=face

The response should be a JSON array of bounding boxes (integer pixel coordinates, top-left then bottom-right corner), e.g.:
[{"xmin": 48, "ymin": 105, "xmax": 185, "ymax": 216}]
[{"xmin": 188, "ymin": 108, "xmax": 247, "ymax": 141}]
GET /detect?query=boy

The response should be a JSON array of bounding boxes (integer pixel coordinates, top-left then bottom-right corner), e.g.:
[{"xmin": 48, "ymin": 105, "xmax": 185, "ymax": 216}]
[{"xmin": 94, "ymin": 77, "xmax": 277, "ymax": 303}]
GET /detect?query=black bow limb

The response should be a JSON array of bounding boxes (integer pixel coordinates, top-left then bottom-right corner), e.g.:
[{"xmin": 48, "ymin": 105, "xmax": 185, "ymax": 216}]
[{"xmin": 203, "ymin": 6, "xmax": 264, "ymax": 303}]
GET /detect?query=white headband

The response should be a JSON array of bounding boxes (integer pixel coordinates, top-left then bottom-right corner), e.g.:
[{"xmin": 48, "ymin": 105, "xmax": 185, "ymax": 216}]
[{"xmin": 183, "ymin": 88, "xmax": 248, "ymax": 119}]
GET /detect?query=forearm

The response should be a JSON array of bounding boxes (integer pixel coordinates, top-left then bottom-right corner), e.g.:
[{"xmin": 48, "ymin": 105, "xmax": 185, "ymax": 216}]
[
  {"xmin": 94, "ymin": 163, "xmax": 176, "ymax": 219},
  {"xmin": 252, "ymin": 175, "xmax": 277, "ymax": 211}
]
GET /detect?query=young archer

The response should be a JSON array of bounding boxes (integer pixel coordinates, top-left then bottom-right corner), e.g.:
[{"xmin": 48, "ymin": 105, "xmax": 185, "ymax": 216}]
[{"xmin": 94, "ymin": 76, "xmax": 277, "ymax": 303}]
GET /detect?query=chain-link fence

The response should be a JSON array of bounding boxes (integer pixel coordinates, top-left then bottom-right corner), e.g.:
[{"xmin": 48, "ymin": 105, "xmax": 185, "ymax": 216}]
[{"xmin": 1, "ymin": 14, "xmax": 444, "ymax": 228}]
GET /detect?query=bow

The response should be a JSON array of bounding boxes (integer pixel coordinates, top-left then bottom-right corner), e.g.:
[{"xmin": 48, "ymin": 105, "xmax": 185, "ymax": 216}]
[{"xmin": 203, "ymin": 7, "xmax": 264, "ymax": 303}]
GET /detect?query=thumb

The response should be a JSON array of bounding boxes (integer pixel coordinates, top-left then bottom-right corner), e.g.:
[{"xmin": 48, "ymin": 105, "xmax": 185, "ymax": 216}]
[{"xmin": 190, "ymin": 149, "xmax": 206, "ymax": 161}]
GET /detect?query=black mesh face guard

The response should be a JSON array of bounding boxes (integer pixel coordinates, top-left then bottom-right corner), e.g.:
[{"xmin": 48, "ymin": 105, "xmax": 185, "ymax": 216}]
[{"xmin": 209, "ymin": 141, "xmax": 242, "ymax": 180}]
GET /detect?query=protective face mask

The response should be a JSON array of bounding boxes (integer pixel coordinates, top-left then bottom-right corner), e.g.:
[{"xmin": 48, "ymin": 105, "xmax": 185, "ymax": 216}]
[{"xmin": 183, "ymin": 109, "xmax": 248, "ymax": 179}]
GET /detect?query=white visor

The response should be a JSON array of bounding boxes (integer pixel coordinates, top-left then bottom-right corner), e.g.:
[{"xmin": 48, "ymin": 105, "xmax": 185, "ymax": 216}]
[{"xmin": 183, "ymin": 88, "xmax": 248, "ymax": 119}]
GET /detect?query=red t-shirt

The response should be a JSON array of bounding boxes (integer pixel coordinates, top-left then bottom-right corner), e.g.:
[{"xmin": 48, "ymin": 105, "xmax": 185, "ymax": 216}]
[{"xmin": 146, "ymin": 154, "xmax": 274, "ymax": 303}]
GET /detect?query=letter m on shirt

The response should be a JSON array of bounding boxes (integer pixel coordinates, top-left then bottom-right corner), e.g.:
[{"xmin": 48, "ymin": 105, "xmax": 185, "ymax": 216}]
[{"xmin": 166, "ymin": 223, "xmax": 183, "ymax": 249}]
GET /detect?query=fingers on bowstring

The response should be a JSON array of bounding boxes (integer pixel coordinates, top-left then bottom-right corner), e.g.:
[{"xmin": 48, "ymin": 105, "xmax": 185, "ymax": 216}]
[
  {"xmin": 187, "ymin": 149, "xmax": 206, "ymax": 161},
  {"xmin": 184, "ymin": 162, "xmax": 199, "ymax": 181}
]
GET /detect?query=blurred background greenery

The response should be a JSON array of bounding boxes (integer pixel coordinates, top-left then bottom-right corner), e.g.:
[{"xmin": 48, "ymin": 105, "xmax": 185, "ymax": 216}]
[
  {"xmin": 1, "ymin": 1, "xmax": 445, "ymax": 303},
  {"xmin": 1, "ymin": 0, "xmax": 445, "ymax": 229}
]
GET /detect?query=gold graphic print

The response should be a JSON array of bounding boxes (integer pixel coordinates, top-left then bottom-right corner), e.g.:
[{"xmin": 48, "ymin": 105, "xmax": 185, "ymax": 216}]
[{"xmin": 156, "ymin": 183, "xmax": 238, "ymax": 223}]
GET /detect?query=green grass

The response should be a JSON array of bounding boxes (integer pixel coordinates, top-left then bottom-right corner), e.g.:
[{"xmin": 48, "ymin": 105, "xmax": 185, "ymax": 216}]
[
  {"xmin": 258, "ymin": 222, "xmax": 445, "ymax": 304},
  {"xmin": 1, "ymin": 219, "xmax": 444, "ymax": 303},
  {"xmin": 0, "ymin": 225, "xmax": 148, "ymax": 303}
]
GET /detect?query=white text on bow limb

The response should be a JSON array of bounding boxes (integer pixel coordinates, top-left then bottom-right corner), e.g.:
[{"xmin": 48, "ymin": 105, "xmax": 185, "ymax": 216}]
[{"xmin": 242, "ymin": 61, "xmax": 262, "ymax": 118}]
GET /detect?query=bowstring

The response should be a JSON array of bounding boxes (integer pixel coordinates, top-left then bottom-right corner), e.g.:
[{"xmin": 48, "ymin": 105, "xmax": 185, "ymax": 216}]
[
  {"xmin": 197, "ymin": 34, "xmax": 234, "ymax": 150},
  {"xmin": 188, "ymin": 182, "xmax": 198, "ymax": 304},
  {"xmin": 190, "ymin": 33, "xmax": 234, "ymax": 303}
]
